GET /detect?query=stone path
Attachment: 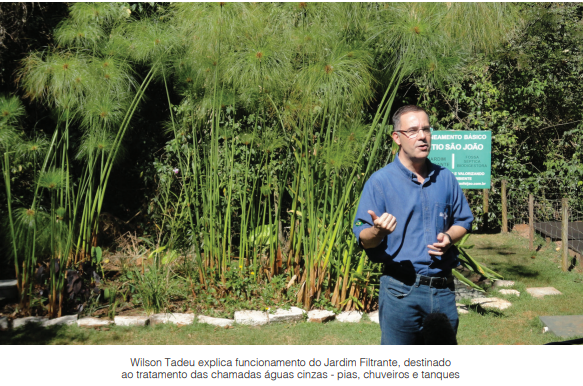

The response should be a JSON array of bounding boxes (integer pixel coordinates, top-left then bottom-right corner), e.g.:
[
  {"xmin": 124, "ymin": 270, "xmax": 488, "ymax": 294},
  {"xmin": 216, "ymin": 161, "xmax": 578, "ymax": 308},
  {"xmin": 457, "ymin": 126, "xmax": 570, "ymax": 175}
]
[
  {"xmin": 539, "ymin": 315, "xmax": 583, "ymax": 338},
  {"xmin": 456, "ymin": 303, "xmax": 469, "ymax": 314},
  {"xmin": 471, "ymin": 297, "xmax": 512, "ymax": 311},
  {"xmin": 43, "ymin": 315, "xmax": 78, "ymax": 327},
  {"xmin": 114, "ymin": 315, "xmax": 149, "ymax": 326},
  {"xmin": 4, "ymin": 308, "xmax": 381, "ymax": 330},
  {"xmin": 498, "ymin": 289, "xmax": 520, "ymax": 297},
  {"xmin": 307, "ymin": 310, "xmax": 335, "ymax": 323},
  {"xmin": 526, "ymin": 287, "xmax": 562, "ymax": 298},
  {"xmin": 149, "ymin": 313, "xmax": 195, "ymax": 326},
  {"xmin": 1, "ymin": 280, "xmax": 501, "ymax": 330},
  {"xmin": 336, "ymin": 311, "xmax": 362, "ymax": 323},
  {"xmin": 454, "ymin": 278, "xmax": 487, "ymax": 302},
  {"xmin": 77, "ymin": 317, "xmax": 113, "ymax": 327},
  {"xmin": 13, "ymin": 316, "xmax": 47, "ymax": 329},
  {"xmin": 198, "ymin": 315, "xmax": 234, "ymax": 327},
  {"xmin": 3, "ymin": 280, "xmax": 575, "ymax": 335},
  {"xmin": 493, "ymin": 280, "xmax": 515, "ymax": 288},
  {"xmin": 270, "ymin": 307, "xmax": 305, "ymax": 323},
  {"xmin": 234, "ymin": 310, "xmax": 269, "ymax": 326},
  {"xmin": 367, "ymin": 311, "xmax": 379, "ymax": 324}
]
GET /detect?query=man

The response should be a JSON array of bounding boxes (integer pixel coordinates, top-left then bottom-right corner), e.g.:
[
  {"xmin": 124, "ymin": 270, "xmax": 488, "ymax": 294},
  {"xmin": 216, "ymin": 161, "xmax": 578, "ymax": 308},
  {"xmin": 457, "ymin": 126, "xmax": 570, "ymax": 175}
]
[{"xmin": 352, "ymin": 105, "xmax": 473, "ymax": 345}]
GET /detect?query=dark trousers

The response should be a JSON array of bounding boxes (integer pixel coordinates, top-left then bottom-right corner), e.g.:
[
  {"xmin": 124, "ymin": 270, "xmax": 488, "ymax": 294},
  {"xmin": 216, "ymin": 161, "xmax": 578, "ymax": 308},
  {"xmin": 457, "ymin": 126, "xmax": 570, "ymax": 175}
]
[{"xmin": 378, "ymin": 274, "xmax": 458, "ymax": 345}]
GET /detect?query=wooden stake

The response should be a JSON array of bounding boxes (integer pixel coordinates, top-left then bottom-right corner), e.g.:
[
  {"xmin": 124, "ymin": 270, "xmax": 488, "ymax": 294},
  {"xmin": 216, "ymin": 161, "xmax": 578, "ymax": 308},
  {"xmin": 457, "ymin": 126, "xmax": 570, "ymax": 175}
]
[
  {"xmin": 482, "ymin": 188, "xmax": 489, "ymax": 232},
  {"xmin": 562, "ymin": 198, "xmax": 569, "ymax": 272},
  {"xmin": 501, "ymin": 179, "xmax": 508, "ymax": 233},
  {"xmin": 529, "ymin": 194, "xmax": 534, "ymax": 250}
]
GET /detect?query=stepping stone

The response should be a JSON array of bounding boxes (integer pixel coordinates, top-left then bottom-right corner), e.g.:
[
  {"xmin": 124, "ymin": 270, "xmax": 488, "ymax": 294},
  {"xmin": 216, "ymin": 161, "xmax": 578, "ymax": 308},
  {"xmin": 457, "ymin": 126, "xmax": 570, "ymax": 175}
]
[
  {"xmin": 498, "ymin": 289, "xmax": 520, "ymax": 297},
  {"xmin": 149, "ymin": 313, "xmax": 194, "ymax": 326},
  {"xmin": 471, "ymin": 297, "xmax": 512, "ymax": 311},
  {"xmin": 0, "ymin": 279, "xmax": 18, "ymax": 300},
  {"xmin": 526, "ymin": 287, "xmax": 562, "ymax": 298},
  {"xmin": 13, "ymin": 316, "xmax": 47, "ymax": 328},
  {"xmin": 336, "ymin": 311, "xmax": 362, "ymax": 323},
  {"xmin": 367, "ymin": 311, "xmax": 379, "ymax": 324},
  {"xmin": 77, "ymin": 317, "xmax": 113, "ymax": 328},
  {"xmin": 43, "ymin": 315, "xmax": 78, "ymax": 327},
  {"xmin": 234, "ymin": 310, "xmax": 269, "ymax": 326},
  {"xmin": 539, "ymin": 315, "xmax": 583, "ymax": 338},
  {"xmin": 0, "ymin": 316, "xmax": 8, "ymax": 330},
  {"xmin": 270, "ymin": 307, "xmax": 305, "ymax": 323},
  {"xmin": 198, "ymin": 315, "xmax": 234, "ymax": 327},
  {"xmin": 114, "ymin": 315, "xmax": 149, "ymax": 326},
  {"xmin": 456, "ymin": 303, "xmax": 469, "ymax": 314},
  {"xmin": 454, "ymin": 278, "xmax": 487, "ymax": 301},
  {"xmin": 307, "ymin": 310, "xmax": 335, "ymax": 323},
  {"xmin": 493, "ymin": 280, "xmax": 515, "ymax": 288}
]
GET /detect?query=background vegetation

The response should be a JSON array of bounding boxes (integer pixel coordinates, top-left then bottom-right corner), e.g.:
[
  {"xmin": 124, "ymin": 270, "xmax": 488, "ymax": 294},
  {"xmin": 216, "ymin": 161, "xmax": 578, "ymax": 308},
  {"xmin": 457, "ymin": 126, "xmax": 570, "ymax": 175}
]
[
  {"xmin": 1, "ymin": 3, "xmax": 581, "ymax": 319},
  {"xmin": 2, "ymin": 231, "xmax": 581, "ymax": 345}
]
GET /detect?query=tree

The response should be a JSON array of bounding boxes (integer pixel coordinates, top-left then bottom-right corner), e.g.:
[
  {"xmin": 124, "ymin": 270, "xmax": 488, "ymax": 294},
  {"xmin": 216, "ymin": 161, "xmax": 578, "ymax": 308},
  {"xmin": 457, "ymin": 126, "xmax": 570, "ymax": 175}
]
[
  {"xmin": 414, "ymin": 3, "xmax": 583, "ymax": 229},
  {"xmin": 5, "ymin": 2, "xmax": 519, "ymax": 314}
]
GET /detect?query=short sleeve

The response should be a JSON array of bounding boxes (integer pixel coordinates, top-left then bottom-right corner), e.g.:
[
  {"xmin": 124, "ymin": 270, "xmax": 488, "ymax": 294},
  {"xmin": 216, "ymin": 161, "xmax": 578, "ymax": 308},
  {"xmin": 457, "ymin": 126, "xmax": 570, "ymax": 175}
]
[
  {"xmin": 450, "ymin": 175, "xmax": 474, "ymax": 231},
  {"xmin": 352, "ymin": 176, "xmax": 389, "ymax": 262}
]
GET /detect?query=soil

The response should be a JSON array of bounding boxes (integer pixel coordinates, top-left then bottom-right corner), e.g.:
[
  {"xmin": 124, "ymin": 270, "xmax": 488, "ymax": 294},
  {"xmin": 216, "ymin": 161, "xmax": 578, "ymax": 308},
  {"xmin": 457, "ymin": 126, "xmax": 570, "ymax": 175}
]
[{"xmin": 512, "ymin": 224, "xmax": 530, "ymax": 239}]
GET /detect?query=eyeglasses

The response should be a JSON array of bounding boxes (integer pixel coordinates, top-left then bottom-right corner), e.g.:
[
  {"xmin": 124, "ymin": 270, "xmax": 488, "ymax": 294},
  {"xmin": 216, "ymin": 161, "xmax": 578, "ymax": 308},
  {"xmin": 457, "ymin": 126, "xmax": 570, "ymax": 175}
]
[{"xmin": 394, "ymin": 127, "xmax": 432, "ymax": 139}]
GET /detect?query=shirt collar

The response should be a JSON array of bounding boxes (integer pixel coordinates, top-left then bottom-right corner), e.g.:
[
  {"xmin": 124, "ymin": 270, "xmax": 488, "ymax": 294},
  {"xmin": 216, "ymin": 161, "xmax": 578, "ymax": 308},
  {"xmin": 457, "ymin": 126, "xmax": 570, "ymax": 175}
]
[{"xmin": 393, "ymin": 153, "xmax": 436, "ymax": 182}]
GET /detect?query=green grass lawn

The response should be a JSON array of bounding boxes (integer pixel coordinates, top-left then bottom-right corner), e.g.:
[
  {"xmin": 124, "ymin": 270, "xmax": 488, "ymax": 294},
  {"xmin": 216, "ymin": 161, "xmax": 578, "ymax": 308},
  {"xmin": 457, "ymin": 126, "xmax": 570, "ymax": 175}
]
[
  {"xmin": 2, "ymin": 232, "xmax": 581, "ymax": 345},
  {"xmin": 456, "ymin": 232, "xmax": 583, "ymax": 345},
  {"xmin": 0, "ymin": 319, "xmax": 382, "ymax": 345}
]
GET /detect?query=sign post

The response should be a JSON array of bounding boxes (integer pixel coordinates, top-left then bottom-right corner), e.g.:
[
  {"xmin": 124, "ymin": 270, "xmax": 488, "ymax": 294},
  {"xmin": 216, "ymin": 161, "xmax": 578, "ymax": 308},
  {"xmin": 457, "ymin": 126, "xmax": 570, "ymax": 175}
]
[{"xmin": 428, "ymin": 130, "xmax": 492, "ymax": 189}]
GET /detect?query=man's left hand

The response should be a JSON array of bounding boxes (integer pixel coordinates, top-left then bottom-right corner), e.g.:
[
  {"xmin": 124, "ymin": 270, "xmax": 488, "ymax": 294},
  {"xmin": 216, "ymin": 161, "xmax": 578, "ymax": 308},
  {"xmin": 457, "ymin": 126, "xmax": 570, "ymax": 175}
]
[{"xmin": 427, "ymin": 233, "xmax": 452, "ymax": 256}]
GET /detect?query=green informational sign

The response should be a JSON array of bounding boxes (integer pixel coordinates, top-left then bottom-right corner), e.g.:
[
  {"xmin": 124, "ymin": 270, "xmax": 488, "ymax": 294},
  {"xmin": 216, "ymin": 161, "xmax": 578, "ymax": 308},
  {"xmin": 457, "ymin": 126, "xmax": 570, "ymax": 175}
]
[{"xmin": 428, "ymin": 130, "xmax": 492, "ymax": 189}]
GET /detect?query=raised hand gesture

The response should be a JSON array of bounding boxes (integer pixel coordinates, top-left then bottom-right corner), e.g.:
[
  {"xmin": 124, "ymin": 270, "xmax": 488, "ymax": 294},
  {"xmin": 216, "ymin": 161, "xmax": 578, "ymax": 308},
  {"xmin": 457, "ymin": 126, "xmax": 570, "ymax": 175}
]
[{"xmin": 367, "ymin": 210, "xmax": 397, "ymax": 236}]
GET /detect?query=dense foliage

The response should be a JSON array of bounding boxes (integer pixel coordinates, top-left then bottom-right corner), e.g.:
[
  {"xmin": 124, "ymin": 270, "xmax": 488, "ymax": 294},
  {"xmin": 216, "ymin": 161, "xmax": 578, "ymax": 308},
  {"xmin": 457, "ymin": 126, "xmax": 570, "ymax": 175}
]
[
  {"xmin": 5, "ymin": 3, "xmax": 581, "ymax": 317},
  {"xmin": 415, "ymin": 3, "xmax": 583, "ymax": 227}
]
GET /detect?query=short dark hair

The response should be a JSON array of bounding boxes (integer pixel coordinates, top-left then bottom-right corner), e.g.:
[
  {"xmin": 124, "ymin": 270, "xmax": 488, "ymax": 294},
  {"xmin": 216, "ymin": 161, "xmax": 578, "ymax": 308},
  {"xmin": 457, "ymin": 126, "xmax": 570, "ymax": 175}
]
[{"xmin": 392, "ymin": 105, "xmax": 429, "ymax": 132}]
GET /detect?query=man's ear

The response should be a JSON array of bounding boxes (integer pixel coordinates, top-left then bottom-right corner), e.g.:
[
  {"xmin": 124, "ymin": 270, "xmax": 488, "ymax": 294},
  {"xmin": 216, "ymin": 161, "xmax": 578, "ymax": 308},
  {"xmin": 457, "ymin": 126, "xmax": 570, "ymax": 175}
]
[{"xmin": 392, "ymin": 131, "xmax": 401, "ymax": 146}]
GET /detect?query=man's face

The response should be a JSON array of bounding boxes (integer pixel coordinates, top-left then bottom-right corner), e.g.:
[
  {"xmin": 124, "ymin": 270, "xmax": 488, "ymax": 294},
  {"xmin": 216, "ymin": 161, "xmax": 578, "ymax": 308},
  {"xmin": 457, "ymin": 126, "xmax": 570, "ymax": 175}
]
[{"xmin": 391, "ymin": 111, "xmax": 431, "ymax": 163}]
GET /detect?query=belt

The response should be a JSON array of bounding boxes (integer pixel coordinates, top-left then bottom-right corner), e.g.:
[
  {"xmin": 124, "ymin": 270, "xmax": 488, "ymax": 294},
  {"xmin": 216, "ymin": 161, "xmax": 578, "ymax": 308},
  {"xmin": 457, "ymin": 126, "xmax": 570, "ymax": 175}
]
[
  {"xmin": 383, "ymin": 264, "xmax": 453, "ymax": 289},
  {"xmin": 416, "ymin": 274, "xmax": 453, "ymax": 288}
]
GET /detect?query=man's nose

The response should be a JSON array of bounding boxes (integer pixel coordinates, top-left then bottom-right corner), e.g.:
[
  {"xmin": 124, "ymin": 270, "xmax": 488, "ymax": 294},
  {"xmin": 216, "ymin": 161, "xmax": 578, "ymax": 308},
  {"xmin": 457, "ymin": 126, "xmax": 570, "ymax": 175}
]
[{"xmin": 417, "ymin": 128, "xmax": 427, "ymax": 140}]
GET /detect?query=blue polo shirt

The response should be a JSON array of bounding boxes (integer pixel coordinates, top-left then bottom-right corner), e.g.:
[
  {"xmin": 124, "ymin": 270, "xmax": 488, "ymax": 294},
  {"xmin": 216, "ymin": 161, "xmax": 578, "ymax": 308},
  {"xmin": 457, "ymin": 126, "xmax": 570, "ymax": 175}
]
[{"xmin": 352, "ymin": 154, "xmax": 474, "ymax": 276}]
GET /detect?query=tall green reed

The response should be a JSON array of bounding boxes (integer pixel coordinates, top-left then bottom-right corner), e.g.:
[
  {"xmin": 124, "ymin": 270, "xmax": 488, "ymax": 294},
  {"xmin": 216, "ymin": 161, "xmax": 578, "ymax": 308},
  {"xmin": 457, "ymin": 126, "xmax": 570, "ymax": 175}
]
[
  {"xmin": 10, "ymin": 4, "xmax": 167, "ymax": 315},
  {"xmin": 4, "ymin": 3, "xmax": 518, "ymax": 314}
]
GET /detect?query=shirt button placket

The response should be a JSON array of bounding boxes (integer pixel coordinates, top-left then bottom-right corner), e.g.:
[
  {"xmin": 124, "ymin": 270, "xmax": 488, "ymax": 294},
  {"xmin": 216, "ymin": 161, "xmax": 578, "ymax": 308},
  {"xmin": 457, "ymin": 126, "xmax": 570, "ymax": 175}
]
[{"xmin": 422, "ymin": 186, "xmax": 431, "ymax": 271}]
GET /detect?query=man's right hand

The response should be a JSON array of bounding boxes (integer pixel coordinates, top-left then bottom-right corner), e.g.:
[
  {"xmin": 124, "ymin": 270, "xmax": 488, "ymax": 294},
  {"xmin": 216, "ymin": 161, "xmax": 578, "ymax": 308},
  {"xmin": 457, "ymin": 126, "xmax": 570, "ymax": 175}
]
[
  {"xmin": 368, "ymin": 210, "xmax": 397, "ymax": 236},
  {"xmin": 359, "ymin": 211, "xmax": 397, "ymax": 249}
]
